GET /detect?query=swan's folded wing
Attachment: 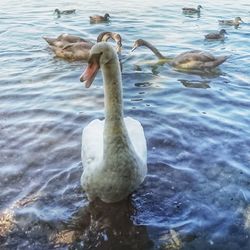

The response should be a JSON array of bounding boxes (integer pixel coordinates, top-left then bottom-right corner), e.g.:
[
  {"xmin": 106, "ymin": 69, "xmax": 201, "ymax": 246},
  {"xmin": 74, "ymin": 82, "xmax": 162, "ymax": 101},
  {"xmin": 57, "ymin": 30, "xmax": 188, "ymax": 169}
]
[
  {"xmin": 81, "ymin": 119, "xmax": 104, "ymax": 168},
  {"xmin": 176, "ymin": 50, "xmax": 215, "ymax": 62},
  {"xmin": 124, "ymin": 117, "xmax": 147, "ymax": 165}
]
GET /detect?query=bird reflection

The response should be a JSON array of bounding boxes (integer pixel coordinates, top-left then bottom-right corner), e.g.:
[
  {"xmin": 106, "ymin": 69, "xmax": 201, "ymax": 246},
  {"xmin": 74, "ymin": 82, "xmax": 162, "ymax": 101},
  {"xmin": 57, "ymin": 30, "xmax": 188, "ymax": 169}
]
[
  {"xmin": 53, "ymin": 198, "xmax": 153, "ymax": 250},
  {"xmin": 178, "ymin": 79, "xmax": 211, "ymax": 89}
]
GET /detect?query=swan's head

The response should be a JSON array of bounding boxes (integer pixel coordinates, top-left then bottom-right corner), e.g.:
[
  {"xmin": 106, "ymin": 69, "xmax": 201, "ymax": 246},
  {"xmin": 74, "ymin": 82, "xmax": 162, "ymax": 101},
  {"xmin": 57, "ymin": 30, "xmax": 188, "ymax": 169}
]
[
  {"xmin": 96, "ymin": 32, "xmax": 122, "ymax": 53},
  {"xmin": 197, "ymin": 5, "xmax": 203, "ymax": 10},
  {"xmin": 80, "ymin": 42, "xmax": 117, "ymax": 87},
  {"xmin": 219, "ymin": 29, "xmax": 228, "ymax": 35},
  {"xmin": 235, "ymin": 17, "xmax": 244, "ymax": 23},
  {"xmin": 131, "ymin": 39, "xmax": 146, "ymax": 52}
]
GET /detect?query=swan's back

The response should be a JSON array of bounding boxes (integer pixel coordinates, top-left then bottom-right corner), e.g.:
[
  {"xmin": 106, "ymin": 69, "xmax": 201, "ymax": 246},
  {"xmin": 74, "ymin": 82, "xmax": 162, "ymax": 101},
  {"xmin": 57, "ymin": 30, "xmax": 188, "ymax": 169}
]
[
  {"xmin": 81, "ymin": 116, "xmax": 147, "ymax": 203},
  {"xmin": 171, "ymin": 50, "xmax": 228, "ymax": 69}
]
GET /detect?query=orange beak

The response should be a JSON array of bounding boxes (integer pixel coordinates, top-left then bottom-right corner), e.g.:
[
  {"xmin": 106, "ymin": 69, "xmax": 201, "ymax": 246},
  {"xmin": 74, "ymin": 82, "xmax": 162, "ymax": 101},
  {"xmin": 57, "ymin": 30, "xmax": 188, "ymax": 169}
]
[{"xmin": 80, "ymin": 53, "xmax": 101, "ymax": 88}]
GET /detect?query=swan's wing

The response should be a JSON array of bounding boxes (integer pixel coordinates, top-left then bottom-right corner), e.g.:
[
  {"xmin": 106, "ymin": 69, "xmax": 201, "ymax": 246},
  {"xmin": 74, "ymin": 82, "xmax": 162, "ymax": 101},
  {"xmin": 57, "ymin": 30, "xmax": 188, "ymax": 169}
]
[
  {"xmin": 60, "ymin": 34, "xmax": 93, "ymax": 44},
  {"xmin": 124, "ymin": 117, "xmax": 147, "ymax": 165},
  {"xmin": 174, "ymin": 50, "xmax": 216, "ymax": 65},
  {"xmin": 82, "ymin": 119, "xmax": 104, "ymax": 168},
  {"xmin": 62, "ymin": 42, "xmax": 92, "ymax": 51}
]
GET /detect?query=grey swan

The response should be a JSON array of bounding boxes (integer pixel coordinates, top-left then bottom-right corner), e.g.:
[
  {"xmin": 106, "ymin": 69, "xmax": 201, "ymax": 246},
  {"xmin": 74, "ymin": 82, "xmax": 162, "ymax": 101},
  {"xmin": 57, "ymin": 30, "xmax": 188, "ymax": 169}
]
[
  {"xmin": 43, "ymin": 32, "xmax": 122, "ymax": 61},
  {"xmin": 131, "ymin": 39, "xmax": 228, "ymax": 71}
]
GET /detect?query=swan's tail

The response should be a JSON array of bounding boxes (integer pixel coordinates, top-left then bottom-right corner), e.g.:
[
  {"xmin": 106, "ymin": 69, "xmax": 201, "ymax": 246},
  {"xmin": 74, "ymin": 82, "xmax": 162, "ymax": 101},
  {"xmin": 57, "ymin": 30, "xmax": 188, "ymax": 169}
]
[{"xmin": 42, "ymin": 36, "xmax": 56, "ymax": 46}]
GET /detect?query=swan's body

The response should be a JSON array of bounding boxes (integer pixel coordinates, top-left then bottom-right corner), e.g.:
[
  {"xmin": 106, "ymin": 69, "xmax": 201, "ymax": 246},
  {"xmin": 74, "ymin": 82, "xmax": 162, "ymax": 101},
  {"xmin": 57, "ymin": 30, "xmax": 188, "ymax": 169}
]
[
  {"xmin": 43, "ymin": 33, "xmax": 94, "ymax": 48},
  {"xmin": 43, "ymin": 32, "xmax": 122, "ymax": 61},
  {"xmin": 79, "ymin": 42, "xmax": 147, "ymax": 203},
  {"xmin": 54, "ymin": 9, "xmax": 76, "ymax": 17},
  {"xmin": 218, "ymin": 17, "xmax": 244, "ymax": 26},
  {"xmin": 182, "ymin": 5, "xmax": 202, "ymax": 14},
  {"xmin": 50, "ymin": 42, "xmax": 93, "ymax": 60},
  {"xmin": 205, "ymin": 29, "xmax": 228, "ymax": 40},
  {"xmin": 90, "ymin": 13, "xmax": 110, "ymax": 23},
  {"xmin": 132, "ymin": 39, "xmax": 228, "ymax": 71}
]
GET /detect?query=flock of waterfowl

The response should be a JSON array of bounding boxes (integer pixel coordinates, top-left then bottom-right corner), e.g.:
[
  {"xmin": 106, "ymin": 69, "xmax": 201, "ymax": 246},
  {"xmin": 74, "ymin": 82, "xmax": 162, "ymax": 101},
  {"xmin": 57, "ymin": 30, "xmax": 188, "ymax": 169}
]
[
  {"xmin": 44, "ymin": 7, "xmax": 245, "ymax": 203},
  {"xmin": 43, "ymin": 31, "xmax": 122, "ymax": 61}
]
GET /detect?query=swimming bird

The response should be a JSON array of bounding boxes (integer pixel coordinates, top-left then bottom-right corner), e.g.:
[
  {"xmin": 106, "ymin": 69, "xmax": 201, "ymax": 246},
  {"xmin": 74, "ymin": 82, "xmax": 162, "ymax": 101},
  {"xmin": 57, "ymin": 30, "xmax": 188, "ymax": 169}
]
[
  {"xmin": 131, "ymin": 39, "xmax": 228, "ymax": 71},
  {"xmin": 182, "ymin": 5, "xmax": 202, "ymax": 14},
  {"xmin": 89, "ymin": 13, "xmax": 110, "ymax": 23},
  {"xmin": 96, "ymin": 31, "xmax": 122, "ymax": 54},
  {"xmin": 54, "ymin": 8, "xmax": 76, "ymax": 17},
  {"xmin": 43, "ymin": 33, "xmax": 94, "ymax": 48},
  {"xmin": 43, "ymin": 31, "xmax": 122, "ymax": 61},
  {"xmin": 79, "ymin": 42, "xmax": 147, "ymax": 203},
  {"xmin": 205, "ymin": 29, "xmax": 228, "ymax": 40},
  {"xmin": 218, "ymin": 17, "xmax": 244, "ymax": 26}
]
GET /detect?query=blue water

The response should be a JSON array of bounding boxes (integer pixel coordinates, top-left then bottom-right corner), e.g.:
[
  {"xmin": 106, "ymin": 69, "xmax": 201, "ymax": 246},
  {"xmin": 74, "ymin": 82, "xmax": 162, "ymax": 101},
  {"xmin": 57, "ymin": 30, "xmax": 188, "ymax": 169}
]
[{"xmin": 0, "ymin": 0, "xmax": 250, "ymax": 249}]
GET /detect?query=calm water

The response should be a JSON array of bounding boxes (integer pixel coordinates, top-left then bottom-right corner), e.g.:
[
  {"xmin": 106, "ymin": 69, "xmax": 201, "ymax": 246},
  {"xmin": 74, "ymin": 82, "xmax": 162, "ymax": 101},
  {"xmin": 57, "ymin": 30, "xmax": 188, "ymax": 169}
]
[{"xmin": 1, "ymin": 0, "xmax": 250, "ymax": 249}]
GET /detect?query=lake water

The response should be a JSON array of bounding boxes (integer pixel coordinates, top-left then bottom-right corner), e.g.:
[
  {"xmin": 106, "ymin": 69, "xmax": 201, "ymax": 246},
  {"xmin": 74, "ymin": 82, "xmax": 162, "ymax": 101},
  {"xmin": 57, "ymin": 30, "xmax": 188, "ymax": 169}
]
[{"xmin": 0, "ymin": 0, "xmax": 250, "ymax": 249}]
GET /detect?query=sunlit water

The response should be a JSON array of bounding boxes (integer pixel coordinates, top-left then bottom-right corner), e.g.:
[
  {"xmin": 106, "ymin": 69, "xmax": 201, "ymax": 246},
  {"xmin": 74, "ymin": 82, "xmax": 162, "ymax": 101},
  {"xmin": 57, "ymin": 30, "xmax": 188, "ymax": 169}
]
[{"xmin": 0, "ymin": 0, "xmax": 250, "ymax": 249}]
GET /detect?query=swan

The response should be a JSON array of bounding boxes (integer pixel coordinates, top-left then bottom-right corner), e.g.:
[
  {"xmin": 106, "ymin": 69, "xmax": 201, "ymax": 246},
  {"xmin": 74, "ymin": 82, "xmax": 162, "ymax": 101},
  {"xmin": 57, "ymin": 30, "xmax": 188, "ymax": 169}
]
[
  {"xmin": 43, "ymin": 32, "xmax": 122, "ymax": 61},
  {"xmin": 218, "ymin": 17, "xmax": 244, "ymax": 26},
  {"xmin": 43, "ymin": 33, "xmax": 94, "ymax": 48},
  {"xmin": 182, "ymin": 5, "xmax": 202, "ymax": 14},
  {"xmin": 205, "ymin": 29, "xmax": 228, "ymax": 40},
  {"xmin": 79, "ymin": 42, "xmax": 147, "ymax": 203},
  {"xmin": 90, "ymin": 13, "xmax": 110, "ymax": 23},
  {"xmin": 131, "ymin": 39, "xmax": 228, "ymax": 71},
  {"xmin": 54, "ymin": 9, "xmax": 76, "ymax": 18}
]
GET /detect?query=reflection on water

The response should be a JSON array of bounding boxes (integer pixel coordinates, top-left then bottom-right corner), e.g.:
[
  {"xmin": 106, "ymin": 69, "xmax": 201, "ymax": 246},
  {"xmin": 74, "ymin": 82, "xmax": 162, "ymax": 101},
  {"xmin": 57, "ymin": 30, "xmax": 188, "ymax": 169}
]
[
  {"xmin": 57, "ymin": 199, "xmax": 153, "ymax": 250},
  {"xmin": 1, "ymin": 0, "xmax": 250, "ymax": 249},
  {"xmin": 178, "ymin": 79, "xmax": 210, "ymax": 89}
]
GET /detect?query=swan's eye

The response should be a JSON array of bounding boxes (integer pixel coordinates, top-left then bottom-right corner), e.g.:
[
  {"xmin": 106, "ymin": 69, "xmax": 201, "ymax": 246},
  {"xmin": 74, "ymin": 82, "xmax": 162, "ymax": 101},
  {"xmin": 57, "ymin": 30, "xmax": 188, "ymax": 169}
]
[{"xmin": 88, "ymin": 52, "xmax": 102, "ymax": 64}]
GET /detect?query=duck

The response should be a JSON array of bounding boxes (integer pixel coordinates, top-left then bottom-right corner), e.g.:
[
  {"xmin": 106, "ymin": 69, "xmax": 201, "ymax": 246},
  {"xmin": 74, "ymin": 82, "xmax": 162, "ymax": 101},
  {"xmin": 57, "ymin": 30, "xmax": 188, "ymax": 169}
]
[
  {"xmin": 131, "ymin": 39, "xmax": 228, "ymax": 71},
  {"xmin": 90, "ymin": 13, "xmax": 110, "ymax": 23},
  {"xmin": 205, "ymin": 29, "xmax": 228, "ymax": 40},
  {"xmin": 218, "ymin": 17, "xmax": 244, "ymax": 27},
  {"xmin": 182, "ymin": 5, "xmax": 202, "ymax": 14},
  {"xmin": 79, "ymin": 42, "xmax": 147, "ymax": 203},
  {"xmin": 54, "ymin": 8, "xmax": 76, "ymax": 17},
  {"xmin": 43, "ymin": 31, "xmax": 122, "ymax": 61}
]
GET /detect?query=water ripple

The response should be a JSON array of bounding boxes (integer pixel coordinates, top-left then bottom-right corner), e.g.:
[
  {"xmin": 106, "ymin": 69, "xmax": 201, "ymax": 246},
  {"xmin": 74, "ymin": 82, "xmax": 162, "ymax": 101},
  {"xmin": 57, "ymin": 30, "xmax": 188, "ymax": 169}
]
[{"xmin": 1, "ymin": 0, "xmax": 250, "ymax": 249}]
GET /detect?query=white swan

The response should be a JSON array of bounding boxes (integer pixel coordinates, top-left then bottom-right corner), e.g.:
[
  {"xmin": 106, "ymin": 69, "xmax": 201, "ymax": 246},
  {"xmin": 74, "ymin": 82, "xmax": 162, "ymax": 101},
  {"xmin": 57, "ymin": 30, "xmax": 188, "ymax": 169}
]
[{"xmin": 79, "ymin": 42, "xmax": 147, "ymax": 203}]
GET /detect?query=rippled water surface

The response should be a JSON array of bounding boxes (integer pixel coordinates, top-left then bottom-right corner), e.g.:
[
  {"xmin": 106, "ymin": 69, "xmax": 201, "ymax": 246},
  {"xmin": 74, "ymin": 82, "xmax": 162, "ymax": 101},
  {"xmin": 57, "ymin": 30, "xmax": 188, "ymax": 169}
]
[{"xmin": 1, "ymin": 0, "xmax": 250, "ymax": 249}]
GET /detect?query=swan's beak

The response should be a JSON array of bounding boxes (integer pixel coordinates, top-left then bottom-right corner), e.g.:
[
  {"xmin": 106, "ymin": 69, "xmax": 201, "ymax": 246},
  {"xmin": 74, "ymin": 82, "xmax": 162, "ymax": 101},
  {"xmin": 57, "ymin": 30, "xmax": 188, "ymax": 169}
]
[
  {"xmin": 80, "ymin": 54, "xmax": 100, "ymax": 88},
  {"xmin": 131, "ymin": 45, "xmax": 138, "ymax": 52}
]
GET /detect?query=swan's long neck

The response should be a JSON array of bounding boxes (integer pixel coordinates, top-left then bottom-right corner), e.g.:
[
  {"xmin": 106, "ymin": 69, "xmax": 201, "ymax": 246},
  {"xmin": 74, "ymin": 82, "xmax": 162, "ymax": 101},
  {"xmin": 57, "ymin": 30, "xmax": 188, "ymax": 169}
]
[
  {"xmin": 142, "ymin": 40, "xmax": 166, "ymax": 59},
  {"xmin": 102, "ymin": 55, "xmax": 123, "ymax": 122},
  {"xmin": 101, "ymin": 54, "xmax": 130, "ymax": 154}
]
